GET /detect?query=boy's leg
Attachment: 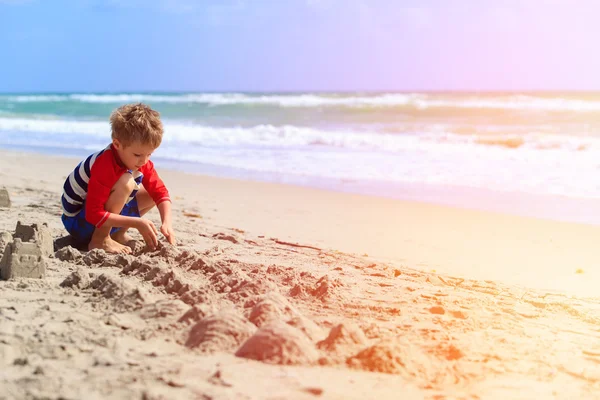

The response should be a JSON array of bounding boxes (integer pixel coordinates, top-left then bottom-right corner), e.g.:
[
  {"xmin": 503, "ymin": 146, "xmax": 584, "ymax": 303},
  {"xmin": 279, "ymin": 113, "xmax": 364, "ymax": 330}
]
[
  {"xmin": 88, "ymin": 172, "xmax": 136, "ymax": 254},
  {"xmin": 111, "ymin": 186, "xmax": 156, "ymax": 245}
]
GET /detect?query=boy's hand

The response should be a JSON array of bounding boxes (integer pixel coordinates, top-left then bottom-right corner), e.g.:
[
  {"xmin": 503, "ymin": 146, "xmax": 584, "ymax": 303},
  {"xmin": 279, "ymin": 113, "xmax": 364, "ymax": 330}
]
[
  {"xmin": 135, "ymin": 219, "xmax": 158, "ymax": 249},
  {"xmin": 160, "ymin": 221, "xmax": 176, "ymax": 245}
]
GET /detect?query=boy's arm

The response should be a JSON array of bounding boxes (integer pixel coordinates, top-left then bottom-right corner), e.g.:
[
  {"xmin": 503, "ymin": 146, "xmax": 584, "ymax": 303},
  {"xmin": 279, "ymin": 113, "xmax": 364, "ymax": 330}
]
[
  {"xmin": 141, "ymin": 160, "xmax": 171, "ymax": 206},
  {"xmin": 85, "ymin": 154, "xmax": 116, "ymax": 227},
  {"xmin": 157, "ymin": 200, "xmax": 172, "ymax": 225},
  {"xmin": 103, "ymin": 214, "xmax": 143, "ymax": 229},
  {"xmin": 85, "ymin": 179, "xmax": 111, "ymax": 227},
  {"xmin": 157, "ymin": 200, "xmax": 175, "ymax": 244},
  {"xmin": 142, "ymin": 161, "xmax": 175, "ymax": 244}
]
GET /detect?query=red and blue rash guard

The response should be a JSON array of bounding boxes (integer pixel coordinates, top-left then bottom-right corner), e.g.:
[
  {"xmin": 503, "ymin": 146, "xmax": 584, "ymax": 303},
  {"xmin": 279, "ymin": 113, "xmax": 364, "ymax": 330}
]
[{"xmin": 61, "ymin": 144, "xmax": 171, "ymax": 228}]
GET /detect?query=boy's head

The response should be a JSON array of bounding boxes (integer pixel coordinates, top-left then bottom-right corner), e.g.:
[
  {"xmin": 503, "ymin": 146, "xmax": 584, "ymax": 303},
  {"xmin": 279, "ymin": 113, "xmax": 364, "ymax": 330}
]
[
  {"xmin": 110, "ymin": 103, "xmax": 163, "ymax": 171},
  {"xmin": 110, "ymin": 103, "xmax": 163, "ymax": 148}
]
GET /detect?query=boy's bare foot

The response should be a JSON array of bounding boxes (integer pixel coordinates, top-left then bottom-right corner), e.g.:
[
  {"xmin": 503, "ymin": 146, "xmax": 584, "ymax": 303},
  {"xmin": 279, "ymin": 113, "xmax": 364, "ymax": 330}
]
[
  {"xmin": 111, "ymin": 230, "xmax": 133, "ymax": 246},
  {"xmin": 88, "ymin": 237, "xmax": 132, "ymax": 254}
]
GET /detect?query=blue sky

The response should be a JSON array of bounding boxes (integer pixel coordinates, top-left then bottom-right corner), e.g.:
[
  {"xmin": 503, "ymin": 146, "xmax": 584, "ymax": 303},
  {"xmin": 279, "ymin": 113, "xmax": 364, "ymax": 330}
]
[{"xmin": 2, "ymin": 0, "xmax": 600, "ymax": 92}]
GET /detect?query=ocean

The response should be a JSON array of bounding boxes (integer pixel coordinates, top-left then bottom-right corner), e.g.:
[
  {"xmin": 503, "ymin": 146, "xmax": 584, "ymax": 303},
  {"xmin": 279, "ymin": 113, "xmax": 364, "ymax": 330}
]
[{"xmin": 2, "ymin": 92, "xmax": 600, "ymax": 220}]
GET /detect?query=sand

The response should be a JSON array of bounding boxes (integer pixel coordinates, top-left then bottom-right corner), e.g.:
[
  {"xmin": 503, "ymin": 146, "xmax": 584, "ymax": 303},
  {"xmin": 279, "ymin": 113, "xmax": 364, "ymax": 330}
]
[{"xmin": 1, "ymin": 149, "xmax": 600, "ymax": 399}]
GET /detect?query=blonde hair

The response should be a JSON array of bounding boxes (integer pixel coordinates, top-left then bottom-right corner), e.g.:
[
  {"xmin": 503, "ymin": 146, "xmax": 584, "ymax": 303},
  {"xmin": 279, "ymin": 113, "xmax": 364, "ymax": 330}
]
[{"xmin": 110, "ymin": 103, "xmax": 163, "ymax": 148}]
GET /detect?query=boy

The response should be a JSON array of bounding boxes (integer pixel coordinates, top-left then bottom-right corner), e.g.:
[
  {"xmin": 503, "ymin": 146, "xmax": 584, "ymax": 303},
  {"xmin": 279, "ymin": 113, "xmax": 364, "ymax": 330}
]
[{"xmin": 61, "ymin": 103, "xmax": 175, "ymax": 254}]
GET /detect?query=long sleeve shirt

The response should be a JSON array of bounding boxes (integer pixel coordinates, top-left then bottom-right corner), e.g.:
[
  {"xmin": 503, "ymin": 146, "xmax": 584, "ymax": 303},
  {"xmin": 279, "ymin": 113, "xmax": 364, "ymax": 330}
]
[{"xmin": 61, "ymin": 144, "xmax": 171, "ymax": 227}]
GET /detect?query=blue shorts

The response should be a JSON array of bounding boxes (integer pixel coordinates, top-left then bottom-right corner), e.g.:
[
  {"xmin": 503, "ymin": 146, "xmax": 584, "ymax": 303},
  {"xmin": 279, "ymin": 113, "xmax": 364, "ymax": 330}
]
[{"xmin": 61, "ymin": 197, "xmax": 140, "ymax": 245}]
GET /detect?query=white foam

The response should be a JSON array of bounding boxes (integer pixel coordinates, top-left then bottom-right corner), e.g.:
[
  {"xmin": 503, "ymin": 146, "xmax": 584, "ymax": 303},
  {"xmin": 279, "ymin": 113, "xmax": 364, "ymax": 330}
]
[
  {"xmin": 0, "ymin": 118, "xmax": 108, "ymax": 136},
  {"xmin": 2, "ymin": 117, "xmax": 600, "ymax": 155},
  {"xmin": 6, "ymin": 95, "xmax": 69, "ymax": 102},
  {"xmin": 154, "ymin": 142, "xmax": 600, "ymax": 200},
  {"xmin": 422, "ymin": 95, "xmax": 600, "ymax": 112},
  {"xmin": 0, "ymin": 117, "xmax": 423, "ymax": 151}
]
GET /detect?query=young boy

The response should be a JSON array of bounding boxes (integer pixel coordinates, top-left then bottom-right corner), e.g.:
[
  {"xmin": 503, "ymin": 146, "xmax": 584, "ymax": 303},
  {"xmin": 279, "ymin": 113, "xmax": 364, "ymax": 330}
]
[{"xmin": 61, "ymin": 103, "xmax": 175, "ymax": 254}]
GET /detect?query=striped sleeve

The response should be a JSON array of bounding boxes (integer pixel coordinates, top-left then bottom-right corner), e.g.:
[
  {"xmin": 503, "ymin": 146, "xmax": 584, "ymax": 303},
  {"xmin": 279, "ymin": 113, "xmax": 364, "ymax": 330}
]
[{"xmin": 61, "ymin": 149, "xmax": 104, "ymax": 217}]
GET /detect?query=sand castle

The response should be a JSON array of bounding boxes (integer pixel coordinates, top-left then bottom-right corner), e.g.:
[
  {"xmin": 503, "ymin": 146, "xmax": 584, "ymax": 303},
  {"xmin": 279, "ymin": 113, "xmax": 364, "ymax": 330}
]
[{"xmin": 0, "ymin": 221, "xmax": 52, "ymax": 280}]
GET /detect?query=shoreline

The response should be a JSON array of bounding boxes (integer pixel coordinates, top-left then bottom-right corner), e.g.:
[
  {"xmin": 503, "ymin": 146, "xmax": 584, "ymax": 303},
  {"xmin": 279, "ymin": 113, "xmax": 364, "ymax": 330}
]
[{"xmin": 4, "ymin": 144, "xmax": 600, "ymax": 228}]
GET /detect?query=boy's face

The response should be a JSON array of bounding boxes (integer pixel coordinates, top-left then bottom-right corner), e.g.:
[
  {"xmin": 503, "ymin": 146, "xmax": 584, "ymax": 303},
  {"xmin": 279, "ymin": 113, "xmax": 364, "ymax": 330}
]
[{"xmin": 112, "ymin": 139, "xmax": 156, "ymax": 171}]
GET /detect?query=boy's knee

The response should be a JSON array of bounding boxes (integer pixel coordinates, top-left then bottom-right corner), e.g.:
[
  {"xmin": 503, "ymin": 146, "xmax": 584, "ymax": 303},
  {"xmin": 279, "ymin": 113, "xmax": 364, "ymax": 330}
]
[{"xmin": 113, "ymin": 173, "xmax": 136, "ymax": 194}]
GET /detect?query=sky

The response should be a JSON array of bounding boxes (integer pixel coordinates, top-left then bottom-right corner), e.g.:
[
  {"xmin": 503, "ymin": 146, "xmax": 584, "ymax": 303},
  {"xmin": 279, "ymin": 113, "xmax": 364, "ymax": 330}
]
[{"xmin": 1, "ymin": 0, "xmax": 600, "ymax": 92}]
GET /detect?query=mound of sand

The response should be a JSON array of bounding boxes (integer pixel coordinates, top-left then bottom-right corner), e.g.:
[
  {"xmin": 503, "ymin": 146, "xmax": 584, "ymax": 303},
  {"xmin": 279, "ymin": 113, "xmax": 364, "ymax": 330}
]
[
  {"xmin": 185, "ymin": 309, "xmax": 257, "ymax": 352},
  {"xmin": 236, "ymin": 321, "xmax": 319, "ymax": 365}
]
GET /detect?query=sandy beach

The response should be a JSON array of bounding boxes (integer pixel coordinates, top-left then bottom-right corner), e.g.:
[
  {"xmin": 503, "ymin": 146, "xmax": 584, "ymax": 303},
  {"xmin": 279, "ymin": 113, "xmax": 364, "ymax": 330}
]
[{"xmin": 2, "ymin": 149, "xmax": 600, "ymax": 399}]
